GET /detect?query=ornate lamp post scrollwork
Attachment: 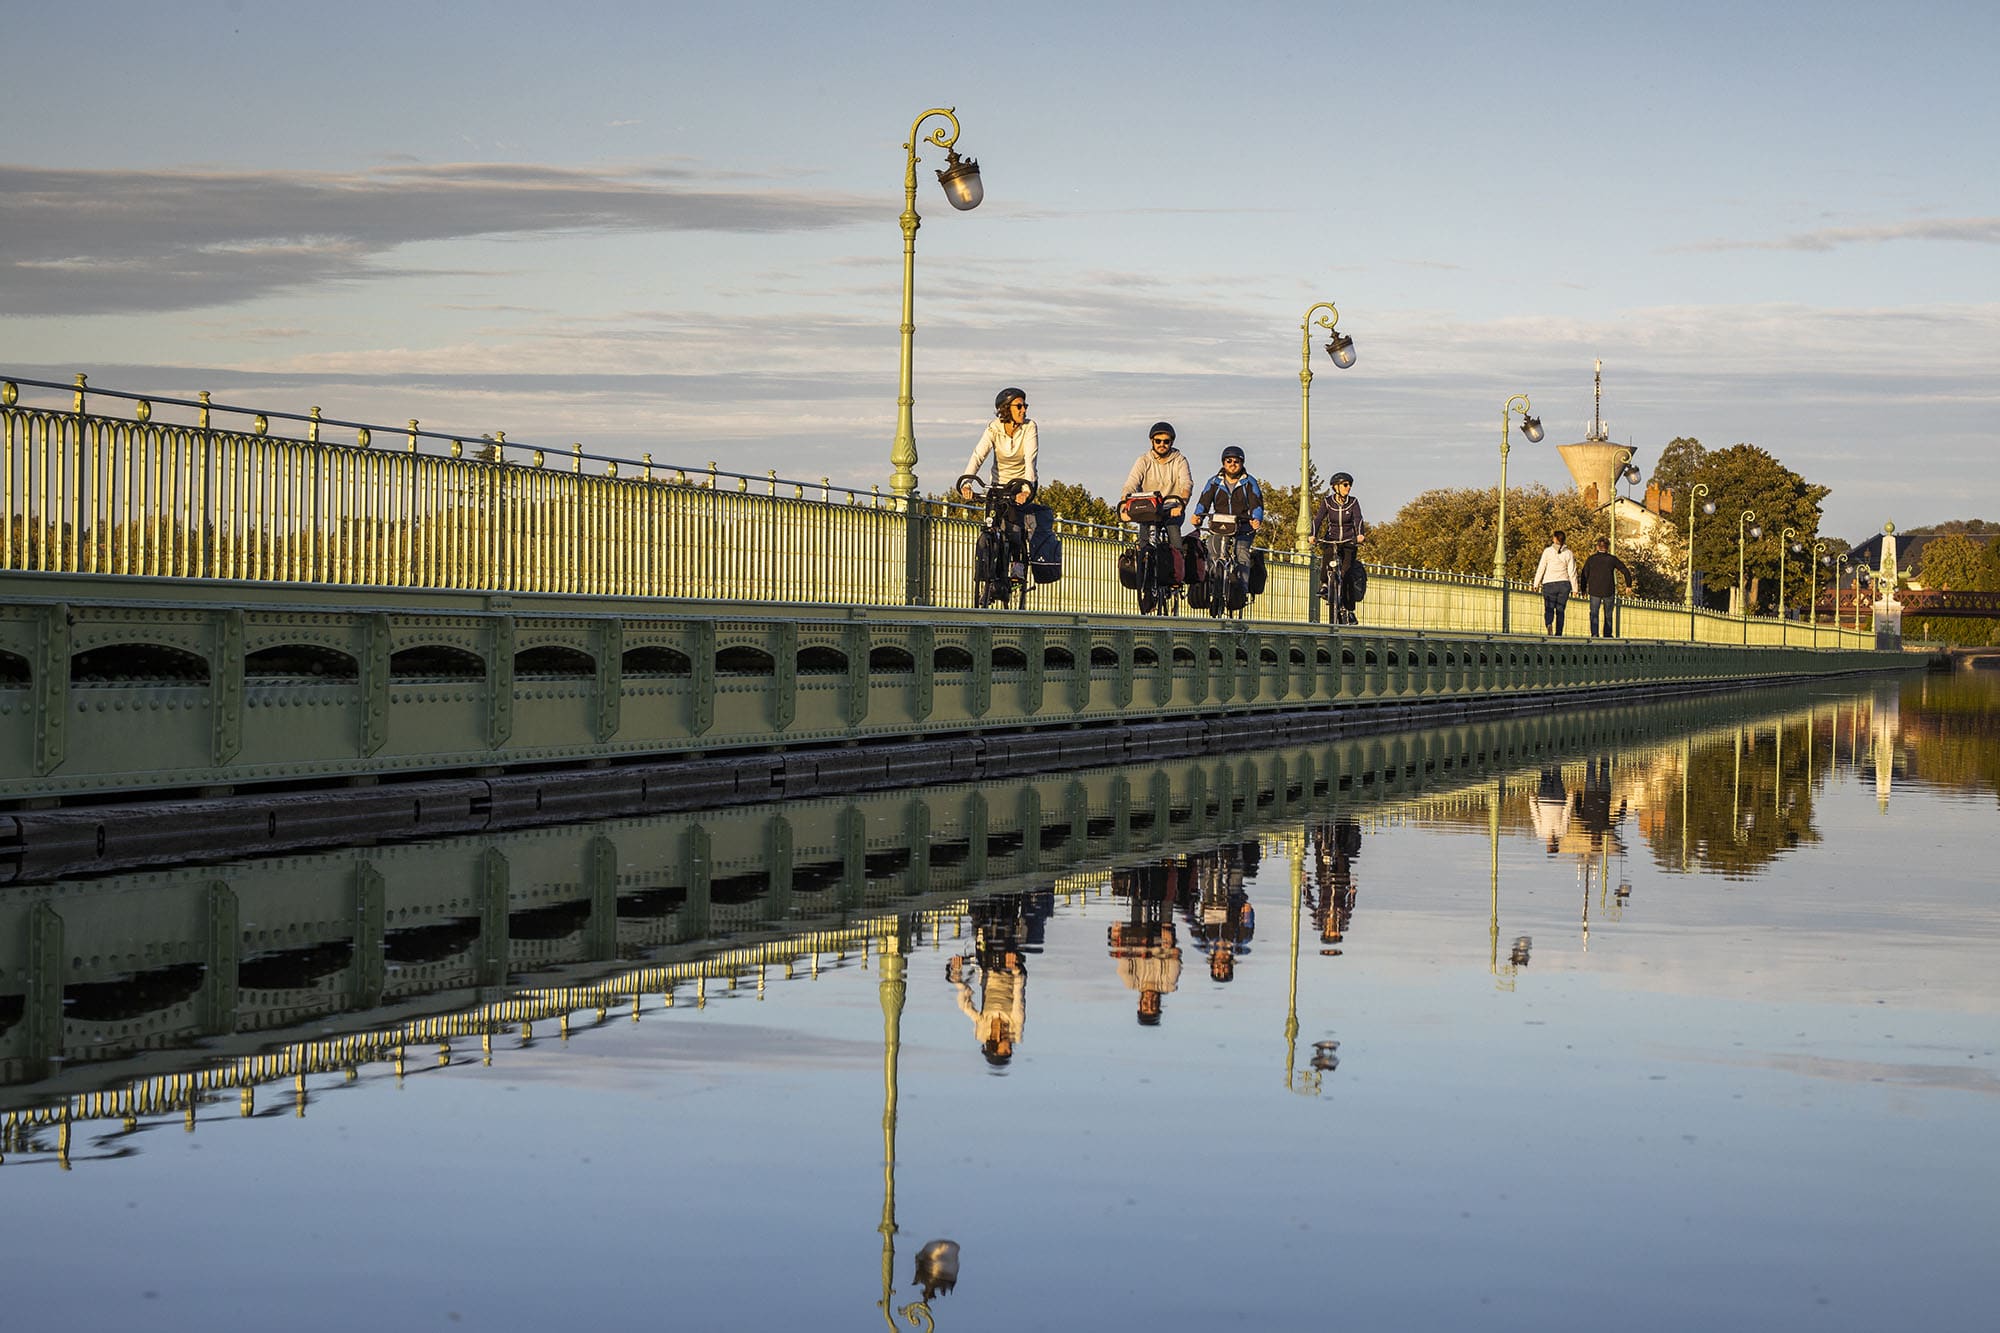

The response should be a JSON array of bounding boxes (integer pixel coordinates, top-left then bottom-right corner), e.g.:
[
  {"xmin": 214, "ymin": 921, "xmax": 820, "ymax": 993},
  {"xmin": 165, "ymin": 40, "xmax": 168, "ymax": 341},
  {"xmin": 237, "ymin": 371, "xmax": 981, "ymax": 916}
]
[
  {"xmin": 1810, "ymin": 540, "xmax": 1830, "ymax": 644},
  {"xmin": 890, "ymin": 108, "xmax": 984, "ymax": 505},
  {"xmin": 1495, "ymin": 395, "xmax": 1544, "ymax": 633},
  {"xmin": 1737, "ymin": 510, "xmax": 1761, "ymax": 642},
  {"xmin": 1295, "ymin": 301, "xmax": 1355, "ymax": 557},
  {"xmin": 1685, "ymin": 483, "xmax": 1712, "ymax": 609},
  {"xmin": 1778, "ymin": 527, "xmax": 1800, "ymax": 645}
]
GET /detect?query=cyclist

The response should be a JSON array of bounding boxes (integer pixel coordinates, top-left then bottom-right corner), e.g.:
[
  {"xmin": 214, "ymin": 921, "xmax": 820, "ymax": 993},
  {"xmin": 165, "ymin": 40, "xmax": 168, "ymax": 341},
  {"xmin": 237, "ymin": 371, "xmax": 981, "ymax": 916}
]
[
  {"xmin": 1120, "ymin": 420, "xmax": 1193, "ymax": 527},
  {"xmin": 1188, "ymin": 445, "xmax": 1263, "ymax": 607},
  {"xmin": 1311, "ymin": 471, "xmax": 1367, "ymax": 624},
  {"xmin": 1120, "ymin": 421, "xmax": 1194, "ymax": 612},
  {"xmin": 961, "ymin": 386, "xmax": 1042, "ymax": 537}
]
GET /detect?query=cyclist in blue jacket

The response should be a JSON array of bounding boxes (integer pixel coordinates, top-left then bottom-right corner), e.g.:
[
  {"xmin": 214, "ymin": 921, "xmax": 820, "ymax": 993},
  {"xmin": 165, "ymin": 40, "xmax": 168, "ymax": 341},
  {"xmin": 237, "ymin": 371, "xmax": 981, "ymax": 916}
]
[{"xmin": 1188, "ymin": 445, "xmax": 1264, "ymax": 587}]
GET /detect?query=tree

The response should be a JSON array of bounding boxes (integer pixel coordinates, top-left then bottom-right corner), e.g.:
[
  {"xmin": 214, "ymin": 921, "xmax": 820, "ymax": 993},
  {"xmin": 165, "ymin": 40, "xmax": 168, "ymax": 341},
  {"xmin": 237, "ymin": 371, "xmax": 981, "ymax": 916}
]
[
  {"xmin": 1037, "ymin": 478, "xmax": 1118, "ymax": 528},
  {"xmin": 1369, "ymin": 484, "xmax": 1598, "ymax": 580},
  {"xmin": 1256, "ymin": 460, "xmax": 1322, "ymax": 549},
  {"xmin": 1654, "ymin": 442, "xmax": 1831, "ymax": 614},
  {"xmin": 1919, "ymin": 533, "xmax": 2000, "ymax": 592}
]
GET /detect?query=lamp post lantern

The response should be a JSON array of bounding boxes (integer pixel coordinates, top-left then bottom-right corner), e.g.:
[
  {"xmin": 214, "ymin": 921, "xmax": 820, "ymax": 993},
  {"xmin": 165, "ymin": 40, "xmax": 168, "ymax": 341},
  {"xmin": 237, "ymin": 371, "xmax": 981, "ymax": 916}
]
[
  {"xmin": 1495, "ymin": 394, "xmax": 1544, "ymax": 633},
  {"xmin": 1295, "ymin": 302, "xmax": 1354, "ymax": 556},
  {"xmin": 1737, "ymin": 510, "xmax": 1760, "ymax": 642},
  {"xmin": 889, "ymin": 107, "xmax": 983, "ymax": 504}
]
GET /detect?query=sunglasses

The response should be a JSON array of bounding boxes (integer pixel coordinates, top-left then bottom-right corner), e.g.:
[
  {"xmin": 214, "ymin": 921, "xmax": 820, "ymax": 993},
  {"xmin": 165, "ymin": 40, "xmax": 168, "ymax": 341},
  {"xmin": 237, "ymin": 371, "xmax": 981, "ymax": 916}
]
[{"xmin": 1150, "ymin": 436, "xmax": 1173, "ymax": 445}]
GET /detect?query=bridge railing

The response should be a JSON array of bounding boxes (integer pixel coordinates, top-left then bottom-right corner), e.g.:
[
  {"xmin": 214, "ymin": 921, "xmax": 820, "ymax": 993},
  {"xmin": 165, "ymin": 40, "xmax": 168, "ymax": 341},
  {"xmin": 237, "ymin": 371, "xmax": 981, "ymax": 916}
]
[{"xmin": 1, "ymin": 375, "xmax": 1881, "ymax": 647}]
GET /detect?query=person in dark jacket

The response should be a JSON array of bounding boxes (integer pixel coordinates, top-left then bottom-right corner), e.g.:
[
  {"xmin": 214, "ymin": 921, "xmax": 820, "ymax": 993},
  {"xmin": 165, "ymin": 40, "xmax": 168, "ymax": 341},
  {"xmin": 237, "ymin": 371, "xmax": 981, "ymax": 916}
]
[
  {"xmin": 1188, "ymin": 446, "xmax": 1264, "ymax": 597},
  {"xmin": 1311, "ymin": 472, "xmax": 1367, "ymax": 624},
  {"xmin": 1579, "ymin": 536, "xmax": 1634, "ymax": 637}
]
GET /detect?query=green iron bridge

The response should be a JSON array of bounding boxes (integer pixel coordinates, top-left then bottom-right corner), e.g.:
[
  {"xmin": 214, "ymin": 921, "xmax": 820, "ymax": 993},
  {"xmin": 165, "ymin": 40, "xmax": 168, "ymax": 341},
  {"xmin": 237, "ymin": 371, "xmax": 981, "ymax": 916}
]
[{"xmin": 1, "ymin": 374, "xmax": 1909, "ymax": 810}]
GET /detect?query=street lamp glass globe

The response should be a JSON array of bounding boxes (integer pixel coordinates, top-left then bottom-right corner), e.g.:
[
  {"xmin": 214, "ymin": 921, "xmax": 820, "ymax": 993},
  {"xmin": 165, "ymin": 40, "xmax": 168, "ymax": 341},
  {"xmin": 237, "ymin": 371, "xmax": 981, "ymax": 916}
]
[
  {"xmin": 1703, "ymin": 501, "xmax": 1717, "ymax": 516},
  {"xmin": 936, "ymin": 151, "xmax": 984, "ymax": 210},
  {"xmin": 1750, "ymin": 526, "xmax": 1762, "ymax": 540},
  {"xmin": 1324, "ymin": 333, "xmax": 1357, "ymax": 369},
  {"xmin": 1520, "ymin": 415, "xmax": 1544, "ymax": 443}
]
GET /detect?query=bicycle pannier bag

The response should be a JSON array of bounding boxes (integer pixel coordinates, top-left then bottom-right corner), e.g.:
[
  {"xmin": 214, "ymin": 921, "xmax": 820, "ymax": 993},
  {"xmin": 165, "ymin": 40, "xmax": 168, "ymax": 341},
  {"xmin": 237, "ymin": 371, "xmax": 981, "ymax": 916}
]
[
  {"xmin": 1029, "ymin": 527, "xmax": 1063, "ymax": 585},
  {"xmin": 1117, "ymin": 546, "xmax": 1144, "ymax": 591},
  {"xmin": 1123, "ymin": 493, "xmax": 1166, "ymax": 524}
]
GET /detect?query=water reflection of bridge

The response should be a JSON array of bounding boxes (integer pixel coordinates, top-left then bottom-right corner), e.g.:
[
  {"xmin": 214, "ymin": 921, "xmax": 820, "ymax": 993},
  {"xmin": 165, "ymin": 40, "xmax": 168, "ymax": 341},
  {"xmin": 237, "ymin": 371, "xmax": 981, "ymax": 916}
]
[{"xmin": 0, "ymin": 680, "xmax": 1913, "ymax": 1167}]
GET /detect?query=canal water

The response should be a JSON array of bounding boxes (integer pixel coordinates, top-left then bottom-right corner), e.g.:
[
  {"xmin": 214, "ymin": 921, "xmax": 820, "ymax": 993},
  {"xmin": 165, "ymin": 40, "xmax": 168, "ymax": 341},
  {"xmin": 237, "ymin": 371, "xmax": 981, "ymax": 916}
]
[{"xmin": 3, "ymin": 669, "xmax": 1995, "ymax": 1331}]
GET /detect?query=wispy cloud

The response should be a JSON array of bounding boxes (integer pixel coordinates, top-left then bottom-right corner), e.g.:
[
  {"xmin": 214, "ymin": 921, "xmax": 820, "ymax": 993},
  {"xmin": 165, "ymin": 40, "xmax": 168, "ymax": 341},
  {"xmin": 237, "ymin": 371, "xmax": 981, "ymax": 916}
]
[
  {"xmin": 1673, "ymin": 216, "xmax": 2000, "ymax": 253},
  {"xmin": 0, "ymin": 161, "xmax": 881, "ymax": 316}
]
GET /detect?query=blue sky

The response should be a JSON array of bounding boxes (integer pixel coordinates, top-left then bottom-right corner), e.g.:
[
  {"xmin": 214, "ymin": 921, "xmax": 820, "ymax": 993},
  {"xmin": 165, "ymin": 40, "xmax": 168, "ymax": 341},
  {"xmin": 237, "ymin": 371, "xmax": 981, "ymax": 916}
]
[{"xmin": 4, "ymin": 0, "xmax": 1996, "ymax": 541}]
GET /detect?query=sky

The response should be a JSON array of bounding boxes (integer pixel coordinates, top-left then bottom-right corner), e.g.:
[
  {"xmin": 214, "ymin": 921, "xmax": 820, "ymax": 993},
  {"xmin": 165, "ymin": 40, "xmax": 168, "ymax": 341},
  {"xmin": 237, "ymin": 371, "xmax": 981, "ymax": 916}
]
[{"xmin": 3, "ymin": 0, "xmax": 1996, "ymax": 543}]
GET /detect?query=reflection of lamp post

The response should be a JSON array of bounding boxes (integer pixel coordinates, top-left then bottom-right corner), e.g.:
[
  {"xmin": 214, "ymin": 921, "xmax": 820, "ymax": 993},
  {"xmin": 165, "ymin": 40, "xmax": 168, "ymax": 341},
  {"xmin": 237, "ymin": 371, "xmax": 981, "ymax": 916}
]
[
  {"xmin": 875, "ymin": 922, "xmax": 951, "ymax": 1332},
  {"xmin": 1487, "ymin": 778, "xmax": 1529, "ymax": 989},
  {"xmin": 890, "ymin": 108, "xmax": 984, "ymax": 504},
  {"xmin": 1495, "ymin": 396, "xmax": 1545, "ymax": 633},
  {"xmin": 1295, "ymin": 302, "xmax": 1355, "ymax": 556},
  {"xmin": 1284, "ymin": 832, "xmax": 1321, "ymax": 1094},
  {"xmin": 1737, "ymin": 510, "xmax": 1760, "ymax": 641}
]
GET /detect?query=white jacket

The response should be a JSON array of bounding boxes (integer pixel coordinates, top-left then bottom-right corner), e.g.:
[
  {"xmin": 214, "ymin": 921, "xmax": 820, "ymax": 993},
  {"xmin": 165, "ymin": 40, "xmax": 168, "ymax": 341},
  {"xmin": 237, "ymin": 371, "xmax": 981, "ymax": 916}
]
[{"xmin": 1532, "ymin": 542, "xmax": 1580, "ymax": 589}]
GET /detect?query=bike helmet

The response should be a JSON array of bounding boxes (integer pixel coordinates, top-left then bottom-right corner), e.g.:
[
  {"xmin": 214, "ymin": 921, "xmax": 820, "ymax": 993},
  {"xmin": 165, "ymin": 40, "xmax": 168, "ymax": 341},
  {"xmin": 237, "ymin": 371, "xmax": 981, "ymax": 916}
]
[
  {"xmin": 1148, "ymin": 421, "xmax": 1177, "ymax": 443},
  {"xmin": 995, "ymin": 387, "xmax": 1027, "ymax": 415},
  {"xmin": 1220, "ymin": 445, "xmax": 1246, "ymax": 464},
  {"xmin": 1331, "ymin": 471, "xmax": 1353, "ymax": 486}
]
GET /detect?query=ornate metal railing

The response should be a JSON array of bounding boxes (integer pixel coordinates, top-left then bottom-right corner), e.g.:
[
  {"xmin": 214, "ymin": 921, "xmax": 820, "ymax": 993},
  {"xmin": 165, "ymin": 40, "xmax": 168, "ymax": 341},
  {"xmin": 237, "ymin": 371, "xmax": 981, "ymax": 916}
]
[{"xmin": 1, "ymin": 374, "xmax": 1879, "ymax": 646}]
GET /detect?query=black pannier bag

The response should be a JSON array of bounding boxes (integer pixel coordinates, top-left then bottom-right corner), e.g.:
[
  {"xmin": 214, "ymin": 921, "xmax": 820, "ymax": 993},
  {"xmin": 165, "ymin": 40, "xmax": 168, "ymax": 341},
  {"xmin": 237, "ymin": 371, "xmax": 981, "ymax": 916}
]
[
  {"xmin": 1247, "ymin": 549, "xmax": 1268, "ymax": 596},
  {"xmin": 1029, "ymin": 525, "xmax": 1063, "ymax": 584},
  {"xmin": 1117, "ymin": 546, "xmax": 1145, "ymax": 591},
  {"xmin": 1183, "ymin": 533, "xmax": 1210, "ymax": 607},
  {"xmin": 1350, "ymin": 557, "xmax": 1368, "ymax": 603}
]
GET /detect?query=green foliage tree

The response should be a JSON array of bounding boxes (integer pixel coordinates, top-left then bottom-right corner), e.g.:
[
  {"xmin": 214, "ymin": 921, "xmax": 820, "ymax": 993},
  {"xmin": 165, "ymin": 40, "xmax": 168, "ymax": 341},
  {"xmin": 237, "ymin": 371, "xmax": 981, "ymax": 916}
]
[
  {"xmin": 1918, "ymin": 533, "xmax": 2000, "ymax": 592},
  {"xmin": 1037, "ymin": 478, "xmax": 1118, "ymax": 528},
  {"xmin": 1648, "ymin": 442, "xmax": 1830, "ymax": 614},
  {"xmin": 1368, "ymin": 484, "xmax": 1603, "ymax": 581},
  {"xmin": 1256, "ymin": 460, "xmax": 1321, "ymax": 549}
]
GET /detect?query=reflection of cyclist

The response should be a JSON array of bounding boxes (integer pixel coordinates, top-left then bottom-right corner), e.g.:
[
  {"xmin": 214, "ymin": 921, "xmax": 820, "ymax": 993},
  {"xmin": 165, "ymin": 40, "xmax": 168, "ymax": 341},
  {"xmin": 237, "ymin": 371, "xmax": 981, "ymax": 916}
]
[
  {"xmin": 1109, "ymin": 860, "xmax": 1190, "ymax": 1026},
  {"xmin": 1188, "ymin": 446, "xmax": 1263, "ymax": 600},
  {"xmin": 947, "ymin": 894, "xmax": 1034, "ymax": 1067},
  {"xmin": 1312, "ymin": 471, "xmax": 1367, "ymax": 625},
  {"xmin": 1309, "ymin": 820, "xmax": 1361, "ymax": 953},
  {"xmin": 1184, "ymin": 841, "xmax": 1258, "ymax": 982}
]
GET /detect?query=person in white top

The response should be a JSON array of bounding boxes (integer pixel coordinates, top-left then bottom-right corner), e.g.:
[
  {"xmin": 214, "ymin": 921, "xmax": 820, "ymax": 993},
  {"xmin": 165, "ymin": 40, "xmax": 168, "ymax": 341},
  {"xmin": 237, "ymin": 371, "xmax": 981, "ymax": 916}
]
[
  {"xmin": 960, "ymin": 386, "xmax": 1049, "ymax": 541},
  {"xmin": 1531, "ymin": 529, "xmax": 1581, "ymax": 635}
]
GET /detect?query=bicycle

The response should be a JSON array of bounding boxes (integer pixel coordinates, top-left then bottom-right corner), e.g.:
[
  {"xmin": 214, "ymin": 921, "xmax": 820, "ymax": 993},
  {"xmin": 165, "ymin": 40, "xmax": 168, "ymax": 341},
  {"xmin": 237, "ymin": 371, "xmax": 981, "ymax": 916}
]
[
  {"xmin": 1320, "ymin": 540, "xmax": 1361, "ymax": 625},
  {"xmin": 1121, "ymin": 492, "xmax": 1184, "ymax": 616},
  {"xmin": 959, "ymin": 473, "xmax": 1031, "ymax": 610},
  {"xmin": 1201, "ymin": 513, "xmax": 1250, "ymax": 619}
]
